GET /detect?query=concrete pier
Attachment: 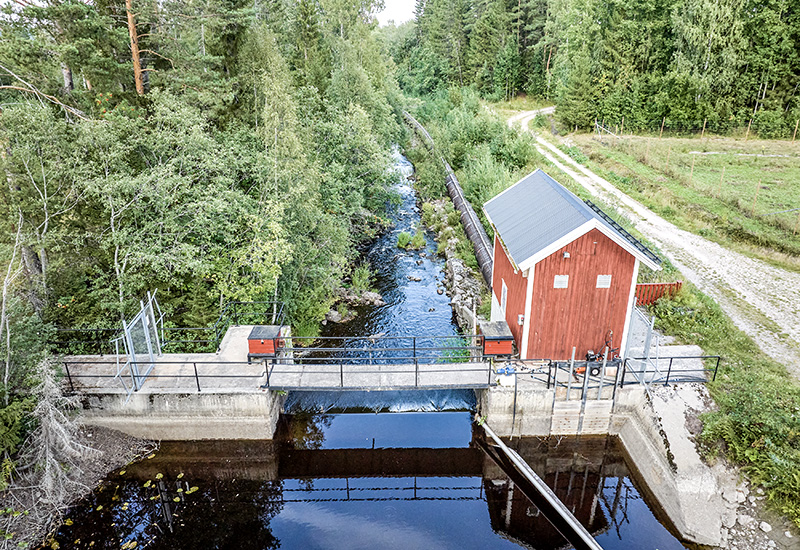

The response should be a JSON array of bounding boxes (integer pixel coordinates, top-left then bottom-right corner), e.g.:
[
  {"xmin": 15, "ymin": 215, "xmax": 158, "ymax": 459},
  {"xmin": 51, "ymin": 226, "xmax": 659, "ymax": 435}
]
[
  {"xmin": 80, "ymin": 390, "xmax": 285, "ymax": 440},
  {"xmin": 477, "ymin": 381, "xmax": 728, "ymax": 547}
]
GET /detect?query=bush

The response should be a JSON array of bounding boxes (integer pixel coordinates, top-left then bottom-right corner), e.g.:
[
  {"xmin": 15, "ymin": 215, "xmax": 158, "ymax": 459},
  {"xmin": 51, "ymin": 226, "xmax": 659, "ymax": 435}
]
[
  {"xmin": 410, "ymin": 230, "xmax": 426, "ymax": 249},
  {"xmin": 752, "ymin": 110, "xmax": 786, "ymax": 140},
  {"xmin": 397, "ymin": 231, "xmax": 412, "ymax": 248},
  {"xmin": 349, "ymin": 263, "xmax": 373, "ymax": 292}
]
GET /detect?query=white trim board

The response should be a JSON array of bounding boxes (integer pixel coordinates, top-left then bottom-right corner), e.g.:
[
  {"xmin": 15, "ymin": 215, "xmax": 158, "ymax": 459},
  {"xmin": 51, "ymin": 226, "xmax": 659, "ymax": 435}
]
[{"xmin": 517, "ymin": 218, "xmax": 661, "ymax": 272}]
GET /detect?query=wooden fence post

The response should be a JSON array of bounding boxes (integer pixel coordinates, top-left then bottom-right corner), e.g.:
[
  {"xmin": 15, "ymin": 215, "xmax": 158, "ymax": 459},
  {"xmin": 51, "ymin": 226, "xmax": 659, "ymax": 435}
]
[
  {"xmin": 745, "ymin": 119, "xmax": 752, "ymax": 141},
  {"xmin": 793, "ymin": 119, "xmax": 799, "ymax": 143},
  {"xmin": 660, "ymin": 117, "xmax": 665, "ymax": 138},
  {"xmin": 716, "ymin": 166, "xmax": 725, "ymax": 198},
  {"xmin": 701, "ymin": 118, "xmax": 707, "ymax": 139},
  {"xmin": 620, "ymin": 116, "xmax": 625, "ymax": 135},
  {"xmin": 751, "ymin": 180, "xmax": 761, "ymax": 216}
]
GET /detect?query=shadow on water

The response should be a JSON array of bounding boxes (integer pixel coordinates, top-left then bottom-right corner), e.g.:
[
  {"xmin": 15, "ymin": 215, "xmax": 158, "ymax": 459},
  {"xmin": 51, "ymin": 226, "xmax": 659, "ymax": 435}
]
[{"xmin": 53, "ymin": 150, "xmax": 690, "ymax": 550}]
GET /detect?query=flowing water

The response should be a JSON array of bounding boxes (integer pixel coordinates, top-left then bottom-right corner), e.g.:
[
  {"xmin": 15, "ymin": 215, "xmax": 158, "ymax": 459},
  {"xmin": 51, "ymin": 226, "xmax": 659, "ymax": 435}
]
[{"xmin": 53, "ymin": 150, "xmax": 690, "ymax": 549}]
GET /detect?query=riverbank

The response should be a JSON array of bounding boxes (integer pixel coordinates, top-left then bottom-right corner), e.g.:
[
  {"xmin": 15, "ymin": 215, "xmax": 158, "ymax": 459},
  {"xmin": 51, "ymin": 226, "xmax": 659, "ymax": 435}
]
[
  {"xmin": 420, "ymin": 198, "xmax": 489, "ymax": 331},
  {"xmin": 0, "ymin": 426, "xmax": 155, "ymax": 549}
]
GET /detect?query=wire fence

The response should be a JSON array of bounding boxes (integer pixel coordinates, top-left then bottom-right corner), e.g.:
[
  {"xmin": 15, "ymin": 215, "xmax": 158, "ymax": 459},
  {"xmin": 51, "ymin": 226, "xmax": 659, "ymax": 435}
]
[{"xmin": 593, "ymin": 116, "xmax": 800, "ymax": 141}]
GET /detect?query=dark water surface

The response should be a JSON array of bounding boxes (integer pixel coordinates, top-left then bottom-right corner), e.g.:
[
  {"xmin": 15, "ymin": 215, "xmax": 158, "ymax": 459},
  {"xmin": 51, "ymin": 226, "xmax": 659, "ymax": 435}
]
[{"xmin": 53, "ymin": 151, "xmax": 690, "ymax": 549}]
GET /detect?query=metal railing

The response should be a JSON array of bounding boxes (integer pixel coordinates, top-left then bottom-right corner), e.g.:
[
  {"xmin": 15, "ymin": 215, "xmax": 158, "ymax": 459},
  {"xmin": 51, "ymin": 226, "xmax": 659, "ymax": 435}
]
[
  {"xmin": 61, "ymin": 359, "xmax": 269, "ymax": 394},
  {"xmin": 51, "ymin": 301, "xmax": 286, "ymax": 356},
  {"xmin": 161, "ymin": 301, "xmax": 285, "ymax": 352},
  {"xmin": 545, "ymin": 359, "xmax": 623, "ymax": 401},
  {"xmin": 284, "ymin": 335, "xmax": 482, "ymax": 365},
  {"xmin": 620, "ymin": 355, "xmax": 722, "ymax": 386}
]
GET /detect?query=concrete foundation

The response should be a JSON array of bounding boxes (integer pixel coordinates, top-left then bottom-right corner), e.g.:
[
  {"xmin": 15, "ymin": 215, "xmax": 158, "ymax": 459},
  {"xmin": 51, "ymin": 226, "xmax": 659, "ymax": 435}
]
[
  {"xmin": 478, "ymin": 383, "xmax": 726, "ymax": 547},
  {"xmin": 80, "ymin": 390, "xmax": 285, "ymax": 440}
]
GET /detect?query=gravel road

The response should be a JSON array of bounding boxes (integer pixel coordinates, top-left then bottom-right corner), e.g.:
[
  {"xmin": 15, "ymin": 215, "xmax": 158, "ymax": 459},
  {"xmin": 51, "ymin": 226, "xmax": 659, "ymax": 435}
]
[{"xmin": 508, "ymin": 109, "xmax": 800, "ymax": 378}]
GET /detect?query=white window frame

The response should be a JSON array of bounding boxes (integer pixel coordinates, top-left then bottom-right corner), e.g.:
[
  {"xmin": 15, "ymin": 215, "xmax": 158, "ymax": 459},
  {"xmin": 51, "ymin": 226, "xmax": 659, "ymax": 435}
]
[
  {"xmin": 501, "ymin": 279, "xmax": 508, "ymax": 315},
  {"xmin": 554, "ymin": 275, "xmax": 569, "ymax": 289},
  {"xmin": 596, "ymin": 274, "xmax": 612, "ymax": 288}
]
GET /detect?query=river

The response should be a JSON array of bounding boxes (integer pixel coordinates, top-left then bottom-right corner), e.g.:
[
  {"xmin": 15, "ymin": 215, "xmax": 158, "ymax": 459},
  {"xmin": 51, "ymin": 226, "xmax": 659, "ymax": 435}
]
[{"xmin": 52, "ymin": 150, "xmax": 690, "ymax": 550}]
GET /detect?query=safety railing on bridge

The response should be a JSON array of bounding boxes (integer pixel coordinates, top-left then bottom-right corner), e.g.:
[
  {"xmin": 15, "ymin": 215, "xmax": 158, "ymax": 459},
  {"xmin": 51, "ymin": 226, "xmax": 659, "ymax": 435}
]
[
  {"xmin": 266, "ymin": 334, "xmax": 492, "ymax": 390},
  {"xmin": 491, "ymin": 349, "xmax": 722, "ymax": 404},
  {"xmin": 61, "ymin": 359, "xmax": 270, "ymax": 394},
  {"xmin": 620, "ymin": 355, "xmax": 721, "ymax": 386}
]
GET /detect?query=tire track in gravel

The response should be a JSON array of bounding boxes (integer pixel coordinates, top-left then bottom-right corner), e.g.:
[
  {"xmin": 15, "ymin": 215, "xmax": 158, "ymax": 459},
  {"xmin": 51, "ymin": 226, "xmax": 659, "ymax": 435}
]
[{"xmin": 508, "ymin": 109, "xmax": 800, "ymax": 378}]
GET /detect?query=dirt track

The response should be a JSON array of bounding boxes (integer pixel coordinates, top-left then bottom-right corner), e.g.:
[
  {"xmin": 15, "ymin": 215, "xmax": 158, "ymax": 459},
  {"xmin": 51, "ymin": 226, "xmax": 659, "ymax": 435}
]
[{"xmin": 508, "ymin": 110, "xmax": 800, "ymax": 378}]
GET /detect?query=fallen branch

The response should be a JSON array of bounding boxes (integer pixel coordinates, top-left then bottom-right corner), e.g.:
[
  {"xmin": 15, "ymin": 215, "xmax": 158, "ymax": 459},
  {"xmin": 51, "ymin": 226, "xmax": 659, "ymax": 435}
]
[{"xmin": 0, "ymin": 65, "xmax": 89, "ymax": 121}]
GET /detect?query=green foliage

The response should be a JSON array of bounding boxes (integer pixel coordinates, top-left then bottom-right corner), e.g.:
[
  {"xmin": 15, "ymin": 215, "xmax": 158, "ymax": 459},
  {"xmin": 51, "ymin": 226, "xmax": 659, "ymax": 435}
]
[
  {"xmin": 650, "ymin": 286, "xmax": 800, "ymax": 526},
  {"xmin": 0, "ymin": 0, "xmax": 402, "ymax": 339},
  {"xmin": 349, "ymin": 263, "xmax": 374, "ymax": 293},
  {"xmin": 410, "ymin": 230, "xmax": 426, "ymax": 249},
  {"xmin": 397, "ymin": 230, "xmax": 426, "ymax": 250},
  {"xmin": 397, "ymin": 231, "xmax": 412, "ymax": 248},
  {"xmin": 0, "ymin": 399, "xmax": 34, "ymax": 463},
  {"xmin": 382, "ymin": 0, "xmax": 800, "ymax": 133}
]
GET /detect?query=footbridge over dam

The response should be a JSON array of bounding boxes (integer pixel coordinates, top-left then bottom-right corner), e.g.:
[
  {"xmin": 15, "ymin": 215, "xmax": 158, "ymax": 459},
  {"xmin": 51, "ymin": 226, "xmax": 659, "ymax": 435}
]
[
  {"xmin": 61, "ymin": 315, "xmax": 718, "ymax": 443},
  {"xmin": 58, "ymin": 300, "xmax": 726, "ymax": 547}
]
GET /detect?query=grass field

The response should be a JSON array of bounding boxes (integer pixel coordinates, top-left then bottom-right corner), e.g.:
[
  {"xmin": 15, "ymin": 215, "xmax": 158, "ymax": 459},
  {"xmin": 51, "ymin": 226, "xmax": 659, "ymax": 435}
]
[{"xmin": 567, "ymin": 133, "xmax": 800, "ymax": 271}]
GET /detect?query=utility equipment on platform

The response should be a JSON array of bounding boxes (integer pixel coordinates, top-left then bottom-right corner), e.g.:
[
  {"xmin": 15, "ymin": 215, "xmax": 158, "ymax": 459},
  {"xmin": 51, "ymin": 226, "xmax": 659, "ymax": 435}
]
[
  {"xmin": 247, "ymin": 325, "xmax": 283, "ymax": 363},
  {"xmin": 479, "ymin": 320, "xmax": 514, "ymax": 357}
]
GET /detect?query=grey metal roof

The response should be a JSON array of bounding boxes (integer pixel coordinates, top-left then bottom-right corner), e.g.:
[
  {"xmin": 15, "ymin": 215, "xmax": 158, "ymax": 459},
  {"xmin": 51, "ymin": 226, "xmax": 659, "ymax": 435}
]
[{"xmin": 483, "ymin": 169, "xmax": 660, "ymax": 268}]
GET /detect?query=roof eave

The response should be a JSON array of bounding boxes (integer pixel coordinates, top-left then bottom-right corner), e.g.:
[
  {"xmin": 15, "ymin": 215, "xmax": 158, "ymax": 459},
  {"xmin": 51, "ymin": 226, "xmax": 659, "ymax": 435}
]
[{"xmin": 516, "ymin": 219, "xmax": 662, "ymax": 272}]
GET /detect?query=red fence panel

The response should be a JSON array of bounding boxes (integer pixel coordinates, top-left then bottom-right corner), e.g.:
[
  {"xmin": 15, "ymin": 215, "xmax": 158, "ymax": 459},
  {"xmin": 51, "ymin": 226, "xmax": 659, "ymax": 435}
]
[{"xmin": 635, "ymin": 281, "xmax": 683, "ymax": 305}]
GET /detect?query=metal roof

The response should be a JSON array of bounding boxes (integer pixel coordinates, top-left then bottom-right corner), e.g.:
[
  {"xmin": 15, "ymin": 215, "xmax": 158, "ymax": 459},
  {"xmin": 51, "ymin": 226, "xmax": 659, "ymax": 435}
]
[{"xmin": 483, "ymin": 169, "xmax": 661, "ymax": 270}]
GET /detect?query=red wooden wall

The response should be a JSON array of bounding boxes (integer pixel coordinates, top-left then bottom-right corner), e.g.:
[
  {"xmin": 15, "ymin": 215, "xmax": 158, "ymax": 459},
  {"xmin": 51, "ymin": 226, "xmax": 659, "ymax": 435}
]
[
  {"xmin": 491, "ymin": 234, "xmax": 527, "ymax": 349},
  {"xmin": 527, "ymin": 228, "xmax": 636, "ymax": 360}
]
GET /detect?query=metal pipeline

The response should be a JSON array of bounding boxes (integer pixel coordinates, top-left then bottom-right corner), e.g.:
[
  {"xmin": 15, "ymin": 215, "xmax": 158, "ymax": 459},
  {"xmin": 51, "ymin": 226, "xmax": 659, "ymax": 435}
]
[
  {"xmin": 403, "ymin": 111, "xmax": 494, "ymax": 290},
  {"xmin": 478, "ymin": 418, "xmax": 604, "ymax": 550}
]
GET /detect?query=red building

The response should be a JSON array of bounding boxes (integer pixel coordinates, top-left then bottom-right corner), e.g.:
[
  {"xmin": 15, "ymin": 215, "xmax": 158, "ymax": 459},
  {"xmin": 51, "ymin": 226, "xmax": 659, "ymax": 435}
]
[{"xmin": 483, "ymin": 170, "xmax": 661, "ymax": 360}]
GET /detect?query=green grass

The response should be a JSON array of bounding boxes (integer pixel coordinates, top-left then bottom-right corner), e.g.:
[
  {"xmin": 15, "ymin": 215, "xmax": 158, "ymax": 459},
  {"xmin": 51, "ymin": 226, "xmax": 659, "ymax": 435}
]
[{"xmin": 570, "ymin": 133, "xmax": 800, "ymax": 270}]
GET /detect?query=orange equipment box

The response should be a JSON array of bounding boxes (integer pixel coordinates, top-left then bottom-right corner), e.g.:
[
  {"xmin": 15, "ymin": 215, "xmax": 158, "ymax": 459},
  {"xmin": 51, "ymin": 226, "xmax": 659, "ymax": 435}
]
[
  {"xmin": 479, "ymin": 320, "xmax": 514, "ymax": 356},
  {"xmin": 247, "ymin": 325, "xmax": 283, "ymax": 357}
]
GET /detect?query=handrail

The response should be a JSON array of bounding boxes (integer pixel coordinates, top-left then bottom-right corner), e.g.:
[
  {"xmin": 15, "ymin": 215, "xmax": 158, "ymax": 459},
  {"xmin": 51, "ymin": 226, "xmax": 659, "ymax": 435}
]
[{"xmin": 51, "ymin": 301, "xmax": 286, "ymax": 355}]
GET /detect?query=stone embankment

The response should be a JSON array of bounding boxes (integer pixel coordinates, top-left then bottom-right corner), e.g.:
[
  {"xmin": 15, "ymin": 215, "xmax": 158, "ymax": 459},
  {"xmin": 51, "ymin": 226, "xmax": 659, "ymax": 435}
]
[
  {"xmin": 423, "ymin": 199, "xmax": 487, "ymax": 331},
  {"xmin": 323, "ymin": 288, "xmax": 387, "ymax": 324}
]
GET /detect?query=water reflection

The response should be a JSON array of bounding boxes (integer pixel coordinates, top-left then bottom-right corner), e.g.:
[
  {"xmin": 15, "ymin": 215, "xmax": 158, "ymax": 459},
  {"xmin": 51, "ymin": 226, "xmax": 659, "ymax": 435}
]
[{"xmin": 56, "ymin": 415, "xmax": 688, "ymax": 550}]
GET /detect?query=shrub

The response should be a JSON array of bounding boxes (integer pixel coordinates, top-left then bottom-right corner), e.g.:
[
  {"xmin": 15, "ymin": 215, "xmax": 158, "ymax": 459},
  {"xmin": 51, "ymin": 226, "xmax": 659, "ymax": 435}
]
[
  {"xmin": 397, "ymin": 231, "xmax": 412, "ymax": 248},
  {"xmin": 410, "ymin": 230, "xmax": 426, "ymax": 249},
  {"xmin": 349, "ymin": 263, "xmax": 373, "ymax": 292}
]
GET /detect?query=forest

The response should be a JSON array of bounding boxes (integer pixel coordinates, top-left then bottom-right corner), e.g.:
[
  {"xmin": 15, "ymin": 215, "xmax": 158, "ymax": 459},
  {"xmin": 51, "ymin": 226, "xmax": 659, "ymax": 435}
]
[
  {"xmin": 0, "ymin": 0, "xmax": 402, "ymax": 488},
  {"xmin": 388, "ymin": 0, "xmax": 800, "ymax": 135}
]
